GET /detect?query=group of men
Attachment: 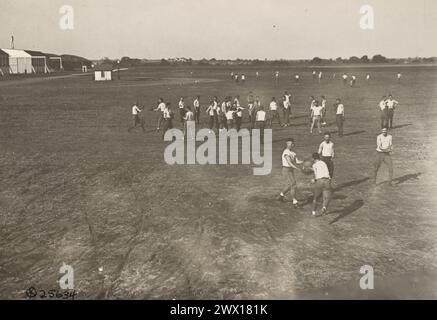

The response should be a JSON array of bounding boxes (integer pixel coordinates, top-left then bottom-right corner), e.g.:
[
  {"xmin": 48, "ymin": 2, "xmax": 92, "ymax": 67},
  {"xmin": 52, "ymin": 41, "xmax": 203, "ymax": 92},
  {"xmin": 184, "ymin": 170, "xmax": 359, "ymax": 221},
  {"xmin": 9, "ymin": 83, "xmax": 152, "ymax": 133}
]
[
  {"xmin": 278, "ymin": 125, "xmax": 395, "ymax": 216},
  {"xmin": 129, "ymin": 91, "xmax": 350, "ymax": 141},
  {"xmin": 379, "ymin": 94, "xmax": 399, "ymax": 129},
  {"xmin": 279, "ymin": 133, "xmax": 336, "ymax": 216}
]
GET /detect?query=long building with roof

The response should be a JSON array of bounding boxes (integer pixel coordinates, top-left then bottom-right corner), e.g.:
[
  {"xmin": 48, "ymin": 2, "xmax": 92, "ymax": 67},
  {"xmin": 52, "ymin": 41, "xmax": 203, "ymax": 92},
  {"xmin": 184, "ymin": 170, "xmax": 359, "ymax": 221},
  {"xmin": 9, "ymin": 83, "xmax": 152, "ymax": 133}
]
[{"xmin": 0, "ymin": 48, "xmax": 64, "ymax": 75}]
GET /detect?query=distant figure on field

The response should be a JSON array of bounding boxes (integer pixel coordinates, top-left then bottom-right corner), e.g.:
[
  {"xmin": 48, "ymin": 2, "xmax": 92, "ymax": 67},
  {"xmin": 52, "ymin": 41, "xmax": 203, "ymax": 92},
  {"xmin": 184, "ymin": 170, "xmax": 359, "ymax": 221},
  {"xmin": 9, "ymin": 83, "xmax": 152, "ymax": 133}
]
[
  {"xmin": 128, "ymin": 102, "xmax": 145, "ymax": 133},
  {"xmin": 334, "ymin": 98, "xmax": 345, "ymax": 137}
]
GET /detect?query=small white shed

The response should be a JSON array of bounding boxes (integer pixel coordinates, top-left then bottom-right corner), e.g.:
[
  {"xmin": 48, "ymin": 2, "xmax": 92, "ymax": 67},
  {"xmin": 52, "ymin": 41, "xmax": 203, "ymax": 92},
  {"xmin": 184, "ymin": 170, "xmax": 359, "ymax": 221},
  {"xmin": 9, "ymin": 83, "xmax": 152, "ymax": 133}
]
[
  {"xmin": 94, "ymin": 64, "xmax": 113, "ymax": 81},
  {"xmin": 1, "ymin": 48, "xmax": 32, "ymax": 74}
]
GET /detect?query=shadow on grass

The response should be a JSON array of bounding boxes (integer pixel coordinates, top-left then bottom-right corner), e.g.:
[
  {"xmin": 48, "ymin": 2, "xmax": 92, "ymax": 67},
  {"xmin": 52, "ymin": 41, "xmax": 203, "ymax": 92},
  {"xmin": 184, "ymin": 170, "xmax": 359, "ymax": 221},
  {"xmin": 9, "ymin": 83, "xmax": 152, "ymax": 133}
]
[
  {"xmin": 391, "ymin": 123, "xmax": 412, "ymax": 130},
  {"xmin": 393, "ymin": 172, "xmax": 421, "ymax": 185},
  {"xmin": 333, "ymin": 177, "xmax": 370, "ymax": 192},
  {"xmin": 343, "ymin": 130, "xmax": 366, "ymax": 137},
  {"xmin": 329, "ymin": 199, "xmax": 364, "ymax": 225}
]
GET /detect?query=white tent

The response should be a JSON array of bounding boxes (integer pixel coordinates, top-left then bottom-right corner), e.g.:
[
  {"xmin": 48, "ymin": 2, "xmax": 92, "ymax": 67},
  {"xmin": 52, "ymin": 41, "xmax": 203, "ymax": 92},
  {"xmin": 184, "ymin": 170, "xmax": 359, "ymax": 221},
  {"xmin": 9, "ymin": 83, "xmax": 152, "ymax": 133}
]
[{"xmin": 1, "ymin": 49, "xmax": 32, "ymax": 74}]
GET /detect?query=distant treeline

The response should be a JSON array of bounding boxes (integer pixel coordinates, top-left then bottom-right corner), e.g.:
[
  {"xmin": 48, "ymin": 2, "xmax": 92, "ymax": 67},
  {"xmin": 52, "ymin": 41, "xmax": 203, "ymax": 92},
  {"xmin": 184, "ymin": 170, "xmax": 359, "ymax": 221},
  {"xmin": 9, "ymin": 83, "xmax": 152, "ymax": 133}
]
[{"xmin": 93, "ymin": 55, "xmax": 437, "ymax": 68}]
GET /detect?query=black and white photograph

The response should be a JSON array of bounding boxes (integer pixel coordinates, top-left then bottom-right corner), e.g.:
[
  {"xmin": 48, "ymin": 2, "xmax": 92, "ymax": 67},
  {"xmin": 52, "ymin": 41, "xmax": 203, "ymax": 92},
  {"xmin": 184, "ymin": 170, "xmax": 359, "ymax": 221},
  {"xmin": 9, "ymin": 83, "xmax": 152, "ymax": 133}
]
[{"xmin": 1, "ymin": 0, "xmax": 437, "ymax": 306}]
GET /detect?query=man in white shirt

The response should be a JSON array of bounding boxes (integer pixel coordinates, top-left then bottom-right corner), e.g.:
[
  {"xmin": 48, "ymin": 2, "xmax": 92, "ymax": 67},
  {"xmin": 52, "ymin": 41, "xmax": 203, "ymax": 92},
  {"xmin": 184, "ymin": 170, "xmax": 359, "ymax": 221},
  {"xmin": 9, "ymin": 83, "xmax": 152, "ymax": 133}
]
[
  {"xmin": 154, "ymin": 98, "xmax": 166, "ymax": 132},
  {"xmin": 318, "ymin": 71, "xmax": 322, "ymax": 82},
  {"xmin": 235, "ymin": 105, "xmax": 244, "ymax": 131},
  {"xmin": 269, "ymin": 97, "xmax": 282, "ymax": 127},
  {"xmin": 278, "ymin": 138, "xmax": 303, "ymax": 207},
  {"xmin": 193, "ymin": 96, "xmax": 201, "ymax": 125},
  {"xmin": 318, "ymin": 133, "xmax": 335, "ymax": 178},
  {"xmin": 374, "ymin": 127, "xmax": 394, "ymax": 185},
  {"xmin": 334, "ymin": 98, "xmax": 345, "ymax": 137},
  {"xmin": 342, "ymin": 73, "xmax": 348, "ymax": 86},
  {"xmin": 295, "ymin": 74, "xmax": 300, "ymax": 84},
  {"xmin": 206, "ymin": 100, "xmax": 217, "ymax": 131},
  {"xmin": 397, "ymin": 72, "xmax": 402, "ymax": 83},
  {"xmin": 128, "ymin": 102, "xmax": 145, "ymax": 133},
  {"xmin": 366, "ymin": 73, "xmax": 370, "ymax": 82},
  {"xmin": 386, "ymin": 94, "xmax": 399, "ymax": 129},
  {"xmin": 312, "ymin": 71, "xmax": 317, "ymax": 81},
  {"xmin": 379, "ymin": 95, "xmax": 388, "ymax": 128},
  {"xmin": 178, "ymin": 97, "xmax": 186, "ymax": 124},
  {"xmin": 283, "ymin": 91, "xmax": 292, "ymax": 127},
  {"xmin": 310, "ymin": 100, "xmax": 323, "ymax": 134},
  {"xmin": 183, "ymin": 106, "xmax": 195, "ymax": 139},
  {"xmin": 320, "ymin": 96, "xmax": 327, "ymax": 126},
  {"xmin": 308, "ymin": 96, "xmax": 316, "ymax": 124},
  {"xmin": 247, "ymin": 92, "xmax": 256, "ymax": 129},
  {"xmin": 350, "ymin": 75, "xmax": 356, "ymax": 87},
  {"xmin": 310, "ymin": 153, "xmax": 332, "ymax": 216},
  {"xmin": 225, "ymin": 107, "xmax": 235, "ymax": 129},
  {"xmin": 241, "ymin": 74, "xmax": 246, "ymax": 84},
  {"xmin": 220, "ymin": 98, "xmax": 228, "ymax": 130},
  {"xmin": 161, "ymin": 102, "xmax": 173, "ymax": 138},
  {"xmin": 255, "ymin": 106, "xmax": 266, "ymax": 143}
]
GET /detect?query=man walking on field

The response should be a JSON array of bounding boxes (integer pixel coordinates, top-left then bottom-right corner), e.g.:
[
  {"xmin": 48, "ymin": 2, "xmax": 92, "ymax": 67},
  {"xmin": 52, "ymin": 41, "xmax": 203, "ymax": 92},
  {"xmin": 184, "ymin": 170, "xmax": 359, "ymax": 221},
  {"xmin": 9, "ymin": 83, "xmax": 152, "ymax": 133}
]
[
  {"xmin": 278, "ymin": 138, "xmax": 303, "ymax": 207},
  {"xmin": 154, "ymin": 97, "xmax": 166, "ymax": 132},
  {"xmin": 193, "ymin": 95, "xmax": 201, "ymax": 125},
  {"xmin": 310, "ymin": 153, "xmax": 332, "ymax": 216},
  {"xmin": 334, "ymin": 98, "xmax": 345, "ymax": 137},
  {"xmin": 269, "ymin": 97, "xmax": 282, "ymax": 128},
  {"xmin": 310, "ymin": 100, "xmax": 323, "ymax": 134},
  {"xmin": 379, "ymin": 96, "xmax": 388, "ymax": 129},
  {"xmin": 128, "ymin": 102, "xmax": 145, "ymax": 133},
  {"xmin": 283, "ymin": 91, "xmax": 292, "ymax": 127},
  {"xmin": 374, "ymin": 127, "xmax": 394, "ymax": 186},
  {"xmin": 386, "ymin": 94, "xmax": 399, "ymax": 129},
  {"xmin": 318, "ymin": 133, "xmax": 335, "ymax": 178}
]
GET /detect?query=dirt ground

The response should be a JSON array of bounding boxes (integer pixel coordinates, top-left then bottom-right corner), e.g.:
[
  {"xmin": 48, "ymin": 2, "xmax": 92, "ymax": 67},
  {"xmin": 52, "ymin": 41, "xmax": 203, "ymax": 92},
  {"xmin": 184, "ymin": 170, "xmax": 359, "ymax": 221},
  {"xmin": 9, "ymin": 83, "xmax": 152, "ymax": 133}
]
[{"xmin": 0, "ymin": 65, "xmax": 436, "ymax": 299}]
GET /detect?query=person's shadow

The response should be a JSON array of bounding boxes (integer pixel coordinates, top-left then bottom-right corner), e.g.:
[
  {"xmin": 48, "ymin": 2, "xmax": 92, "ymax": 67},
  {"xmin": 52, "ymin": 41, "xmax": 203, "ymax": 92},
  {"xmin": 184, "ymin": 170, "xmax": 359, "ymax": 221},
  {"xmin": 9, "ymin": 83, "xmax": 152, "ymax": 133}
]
[
  {"xmin": 391, "ymin": 123, "xmax": 412, "ymax": 130},
  {"xmin": 333, "ymin": 177, "xmax": 370, "ymax": 192},
  {"xmin": 329, "ymin": 199, "xmax": 364, "ymax": 225},
  {"xmin": 393, "ymin": 173, "xmax": 421, "ymax": 185}
]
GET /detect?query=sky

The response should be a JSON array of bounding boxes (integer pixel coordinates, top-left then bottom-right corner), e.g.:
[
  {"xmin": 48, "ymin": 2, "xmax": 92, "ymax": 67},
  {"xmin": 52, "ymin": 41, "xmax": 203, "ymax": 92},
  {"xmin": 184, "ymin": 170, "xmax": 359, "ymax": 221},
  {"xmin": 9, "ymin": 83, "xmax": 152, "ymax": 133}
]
[{"xmin": 0, "ymin": 0, "xmax": 436, "ymax": 60}]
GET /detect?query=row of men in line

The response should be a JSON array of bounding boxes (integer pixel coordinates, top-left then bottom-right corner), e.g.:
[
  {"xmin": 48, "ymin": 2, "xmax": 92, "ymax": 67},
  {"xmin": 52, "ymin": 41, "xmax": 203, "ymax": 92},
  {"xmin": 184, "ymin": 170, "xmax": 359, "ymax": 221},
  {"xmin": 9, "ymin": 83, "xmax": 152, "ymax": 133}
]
[
  {"xmin": 129, "ymin": 93, "xmax": 347, "ymax": 137},
  {"xmin": 229, "ymin": 71, "xmax": 402, "ymax": 84}
]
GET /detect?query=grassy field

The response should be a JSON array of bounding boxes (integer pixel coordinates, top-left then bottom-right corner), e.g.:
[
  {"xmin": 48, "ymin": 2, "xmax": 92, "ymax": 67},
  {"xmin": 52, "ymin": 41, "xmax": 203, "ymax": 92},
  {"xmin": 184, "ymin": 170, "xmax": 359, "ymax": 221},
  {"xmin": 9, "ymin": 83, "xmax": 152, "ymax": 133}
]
[{"xmin": 0, "ymin": 65, "xmax": 437, "ymax": 299}]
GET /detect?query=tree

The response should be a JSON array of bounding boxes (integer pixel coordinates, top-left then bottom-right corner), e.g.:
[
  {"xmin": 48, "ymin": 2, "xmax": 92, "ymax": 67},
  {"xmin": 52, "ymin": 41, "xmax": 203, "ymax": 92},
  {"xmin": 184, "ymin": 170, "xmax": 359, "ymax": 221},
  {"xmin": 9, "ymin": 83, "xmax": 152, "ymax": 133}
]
[
  {"xmin": 311, "ymin": 57, "xmax": 322, "ymax": 64},
  {"xmin": 371, "ymin": 54, "xmax": 387, "ymax": 63},
  {"xmin": 349, "ymin": 56, "xmax": 361, "ymax": 63},
  {"xmin": 335, "ymin": 57, "xmax": 343, "ymax": 63},
  {"xmin": 360, "ymin": 55, "xmax": 369, "ymax": 63},
  {"xmin": 160, "ymin": 58, "xmax": 170, "ymax": 65}
]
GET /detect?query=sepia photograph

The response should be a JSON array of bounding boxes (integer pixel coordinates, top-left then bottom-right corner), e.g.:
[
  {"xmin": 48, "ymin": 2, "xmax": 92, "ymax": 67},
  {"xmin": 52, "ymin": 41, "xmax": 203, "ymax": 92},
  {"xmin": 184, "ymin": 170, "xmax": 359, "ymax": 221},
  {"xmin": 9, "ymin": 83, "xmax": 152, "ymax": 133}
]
[{"xmin": 0, "ymin": 0, "xmax": 437, "ymax": 306}]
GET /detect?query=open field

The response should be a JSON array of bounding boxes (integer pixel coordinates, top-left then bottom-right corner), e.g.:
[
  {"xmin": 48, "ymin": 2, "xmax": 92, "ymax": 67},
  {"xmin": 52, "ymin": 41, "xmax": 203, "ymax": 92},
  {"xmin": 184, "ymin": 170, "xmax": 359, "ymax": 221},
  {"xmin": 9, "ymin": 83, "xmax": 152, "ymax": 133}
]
[{"xmin": 1, "ymin": 65, "xmax": 437, "ymax": 299}]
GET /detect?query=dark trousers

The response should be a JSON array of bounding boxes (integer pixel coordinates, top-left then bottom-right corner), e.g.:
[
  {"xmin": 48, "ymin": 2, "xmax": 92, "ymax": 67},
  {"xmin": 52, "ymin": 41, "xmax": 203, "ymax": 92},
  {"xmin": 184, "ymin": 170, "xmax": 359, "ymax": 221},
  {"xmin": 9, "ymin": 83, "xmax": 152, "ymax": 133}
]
[
  {"xmin": 257, "ymin": 121, "xmax": 265, "ymax": 143},
  {"xmin": 374, "ymin": 152, "xmax": 393, "ymax": 182},
  {"xmin": 321, "ymin": 156, "xmax": 334, "ymax": 178},
  {"xmin": 208, "ymin": 116, "xmax": 215, "ymax": 129},
  {"xmin": 380, "ymin": 110, "xmax": 388, "ymax": 128},
  {"xmin": 194, "ymin": 109, "xmax": 200, "ymax": 124},
  {"xmin": 179, "ymin": 109, "xmax": 186, "ymax": 122},
  {"xmin": 283, "ymin": 108, "xmax": 290, "ymax": 125},
  {"xmin": 336, "ymin": 114, "xmax": 344, "ymax": 136},
  {"xmin": 161, "ymin": 119, "xmax": 173, "ymax": 138},
  {"xmin": 129, "ymin": 115, "xmax": 145, "ymax": 132},
  {"xmin": 270, "ymin": 110, "xmax": 282, "ymax": 127},
  {"xmin": 235, "ymin": 116, "xmax": 242, "ymax": 131},
  {"xmin": 387, "ymin": 109, "xmax": 394, "ymax": 129}
]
